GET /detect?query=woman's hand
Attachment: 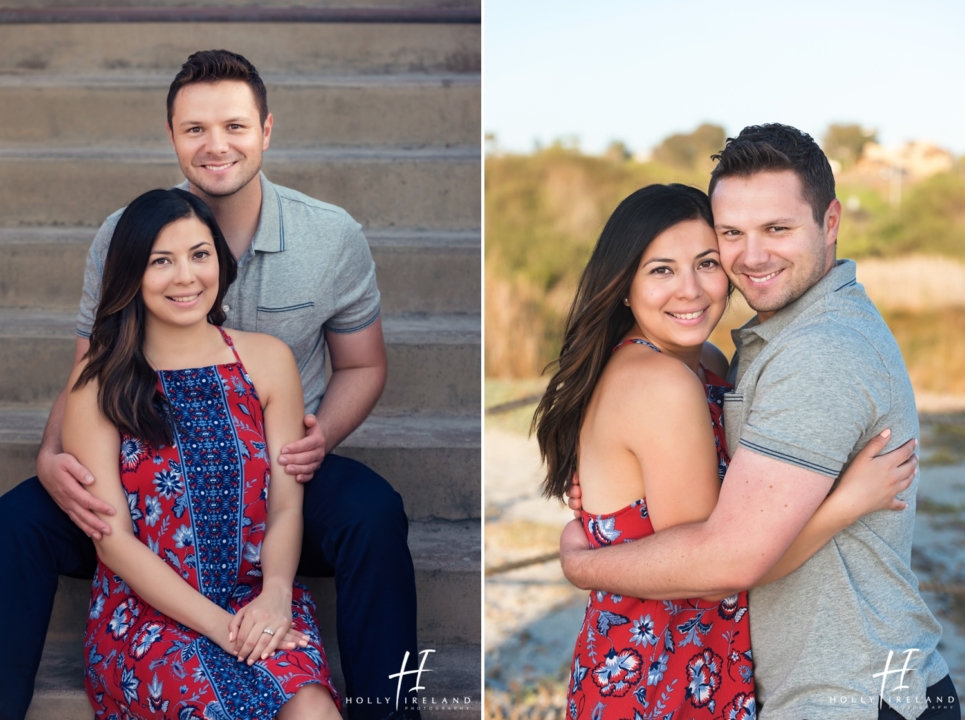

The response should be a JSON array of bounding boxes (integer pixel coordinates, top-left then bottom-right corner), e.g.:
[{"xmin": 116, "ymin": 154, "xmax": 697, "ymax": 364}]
[
  {"xmin": 833, "ymin": 429, "xmax": 918, "ymax": 524},
  {"xmin": 228, "ymin": 585, "xmax": 299, "ymax": 665}
]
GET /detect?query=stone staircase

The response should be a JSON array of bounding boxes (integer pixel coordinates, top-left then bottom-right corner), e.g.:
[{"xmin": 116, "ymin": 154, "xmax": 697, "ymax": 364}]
[{"xmin": 0, "ymin": 3, "xmax": 480, "ymax": 717}]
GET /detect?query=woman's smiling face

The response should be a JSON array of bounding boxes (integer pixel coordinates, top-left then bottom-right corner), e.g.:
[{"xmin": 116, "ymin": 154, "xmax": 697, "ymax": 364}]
[
  {"xmin": 626, "ymin": 218, "xmax": 729, "ymax": 355},
  {"xmin": 140, "ymin": 215, "xmax": 220, "ymax": 328}
]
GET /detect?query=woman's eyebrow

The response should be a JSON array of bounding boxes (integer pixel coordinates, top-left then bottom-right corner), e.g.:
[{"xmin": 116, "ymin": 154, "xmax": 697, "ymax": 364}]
[
  {"xmin": 644, "ymin": 249, "xmax": 718, "ymax": 266},
  {"xmin": 149, "ymin": 242, "xmax": 212, "ymax": 255}
]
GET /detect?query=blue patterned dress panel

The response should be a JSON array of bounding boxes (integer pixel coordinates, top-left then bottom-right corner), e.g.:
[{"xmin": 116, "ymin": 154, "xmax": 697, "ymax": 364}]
[{"xmin": 159, "ymin": 366, "xmax": 244, "ymax": 609}]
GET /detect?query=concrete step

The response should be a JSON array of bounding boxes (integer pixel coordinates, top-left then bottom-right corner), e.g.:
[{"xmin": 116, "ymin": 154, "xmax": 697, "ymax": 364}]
[
  {"xmin": 0, "ymin": 408, "xmax": 480, "ymax": 521},
  {"xmin": 0, "ymin": 22, "xmax": 479, "ymax": 76},
  {"xmin": 339, "ymin": 412, "xmax": 480, "ymax": 521},
  {"xmin": 371, "ymin": 229, "xmax": 480, "ymax": 314},
  {"xmin": 28, "ymin": 637, "xmax": 481, "ymax": 720},
  {"xmin": 0, "ymin": 227, "xmax": 480, "ymax": 314},
  {"xmin": 0, "ymin": 309, "xmax": 479, "ymax": 413},
  {"xmin": 0, "ymin": 146, "xmax": 480, "ymax": 228},
  {"xmin": 0, "ymin": 73, "xmax": 480, "ymax": 147},
  {"xmin": 44, "ymin": 519, "xmax": 479, "ymax": 642},
  {"xmin": 379, "ymin": 313, "xmax": 480, "ymax": 413}
]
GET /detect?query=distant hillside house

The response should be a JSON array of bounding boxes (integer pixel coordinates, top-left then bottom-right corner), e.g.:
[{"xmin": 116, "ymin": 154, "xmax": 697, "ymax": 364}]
[{"xmin": 856, "ymin": 141, "xmax": 954, "ymax": 181}]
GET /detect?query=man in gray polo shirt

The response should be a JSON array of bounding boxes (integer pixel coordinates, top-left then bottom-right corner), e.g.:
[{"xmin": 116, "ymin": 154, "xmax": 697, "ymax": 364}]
[
  {"xmin": 0, "ymin": 50, "xmax": 420, "ymax": 720},
  {"xmin": 560, "ymin": 125, "xmax": 958, "ymax": 719}
]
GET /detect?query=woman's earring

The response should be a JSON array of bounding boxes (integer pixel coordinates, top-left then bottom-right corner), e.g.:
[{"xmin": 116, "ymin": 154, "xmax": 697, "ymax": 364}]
[{"xmin": 623, "ymin": 297, "xmax": 629, "ymax": 305}]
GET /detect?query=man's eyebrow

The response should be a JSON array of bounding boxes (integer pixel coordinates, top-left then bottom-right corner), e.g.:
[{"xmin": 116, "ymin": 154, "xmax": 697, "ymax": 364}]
[
  {"xmin": 176, "ymin": 116, "xmax": 248, "ymax": 128},
  {"xmin": 714, "ymin": 218, "xmax": 797, "ymax": 230}
]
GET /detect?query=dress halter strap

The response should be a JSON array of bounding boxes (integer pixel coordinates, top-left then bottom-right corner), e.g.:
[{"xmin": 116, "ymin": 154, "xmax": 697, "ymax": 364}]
[
  {"xmin": 612, "ymin": 337, "xmax": 660, "ymax": 354},
  {"xmin": 216, "ymin": 326, "xmax": 243, "ymax": 364}
]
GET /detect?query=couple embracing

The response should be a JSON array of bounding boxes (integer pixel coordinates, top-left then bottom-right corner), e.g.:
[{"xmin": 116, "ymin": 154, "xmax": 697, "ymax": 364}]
[
  {"xmin": 536, "ymin": 125, "xmax": 960, "ymax": 719},
  {"xmin": 0, "ymin": 51, "xmax": 422, "ymax": 719}
]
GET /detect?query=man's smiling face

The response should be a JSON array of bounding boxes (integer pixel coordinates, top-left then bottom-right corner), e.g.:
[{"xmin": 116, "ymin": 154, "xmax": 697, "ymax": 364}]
[
  {"xmin": 711, "ymin": 170, "xmax": 840, "ymax": 322},
  {"xmin": 167, "ymin": 80, "xmax": 272, "ymax": 199}
]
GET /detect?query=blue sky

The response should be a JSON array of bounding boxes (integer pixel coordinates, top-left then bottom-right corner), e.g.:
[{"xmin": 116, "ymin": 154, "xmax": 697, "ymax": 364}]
[{"xmin": 485, "ymin": 0, "xmax": 965, "ymax": 156}]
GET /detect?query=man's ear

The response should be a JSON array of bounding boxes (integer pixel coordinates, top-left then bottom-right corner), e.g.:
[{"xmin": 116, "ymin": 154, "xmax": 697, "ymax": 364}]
[
  {"xmin": 166, "ymin": 122, "xmax": 175, "ymax": 148},
  {"xmin": 262, "ymin": 113, "xmax": 274, "ymax": 152},
  {"xmin": 824, "ymin": 198, "xmax": 842, "ymax": 248}
]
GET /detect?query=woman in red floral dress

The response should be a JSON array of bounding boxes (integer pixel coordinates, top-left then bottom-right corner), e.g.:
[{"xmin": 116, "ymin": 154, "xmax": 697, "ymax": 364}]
[
  {"xmin": 533, "ymin": 184, "xmax": 916, "ymax": 720},
  {"xmin": 63, "ymin": 189, "xmax": 340, "ymax": 719}
]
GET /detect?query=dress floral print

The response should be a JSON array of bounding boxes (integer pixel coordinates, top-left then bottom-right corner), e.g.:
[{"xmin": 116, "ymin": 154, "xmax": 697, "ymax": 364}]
[
  {"xmin": 567, "ymin": 339, "xmax": 755, "ymax": 720},
  {"xmin": 84, "ymin": 328, "xmax": 340, "ymax": 719}
]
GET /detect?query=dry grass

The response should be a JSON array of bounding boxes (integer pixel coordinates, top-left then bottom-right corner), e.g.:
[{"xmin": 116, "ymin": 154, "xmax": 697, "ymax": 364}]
[
  {"xmin": 885, "ymin": 309, "xmax": 965, "ymax": 395},
  {"xmin": 857, "ymin": 256, "xmax": 965, "ymax": 311},
  {"xmin": 485, "ymin": 275, "xmax": 564, "ymax": 380}
]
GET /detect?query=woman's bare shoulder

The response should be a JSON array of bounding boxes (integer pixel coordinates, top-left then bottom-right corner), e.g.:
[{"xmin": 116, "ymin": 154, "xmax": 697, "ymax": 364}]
[{"xmin": 602, "ymin": 346, "xmax": 707, "ymax": 415}]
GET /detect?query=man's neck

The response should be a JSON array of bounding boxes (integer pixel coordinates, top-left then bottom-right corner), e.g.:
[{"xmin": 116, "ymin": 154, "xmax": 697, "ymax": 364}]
[{"xmin": 190, "ymin": 175, "xmax": 263, "ymax": 261}]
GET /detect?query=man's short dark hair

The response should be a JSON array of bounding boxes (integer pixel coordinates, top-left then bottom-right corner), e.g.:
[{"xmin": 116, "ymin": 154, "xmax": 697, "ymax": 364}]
[
  {"xmin": 708, "ymin": 124, "xmax": 836, "ymax": 225},
  {"xmin": 166, "ymin": 50, "xmax": 268, "ymax": 128}
]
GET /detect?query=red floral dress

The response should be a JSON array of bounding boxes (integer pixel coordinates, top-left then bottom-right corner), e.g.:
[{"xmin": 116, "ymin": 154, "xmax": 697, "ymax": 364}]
[
  {"xmin": 84, "ymin": 327, "xmax": 340, "ymax": 719},
  {"xmin": 567, "ymin": 339, "xmax": 756, "ymax": 720}
]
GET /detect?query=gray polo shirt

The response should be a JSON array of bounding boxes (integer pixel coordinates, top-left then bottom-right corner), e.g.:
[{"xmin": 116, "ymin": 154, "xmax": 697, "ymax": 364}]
[
  {"xmin": 77, "ymin": 173, "xmax": 381, "ymax": 415},
  {"xmin": 725, "ymin": 260, "xmax": 947, "ymax": 720}
]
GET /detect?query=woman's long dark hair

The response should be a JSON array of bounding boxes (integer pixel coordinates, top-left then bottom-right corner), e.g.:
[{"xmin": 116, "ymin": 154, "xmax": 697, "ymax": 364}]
[
  {"xmin": 74, "ymin": 188, "xmax": 237, "ymax": 448},
  {"xmin": 533, "ymin": 184, "xmax": 714, "ymax": 501}
]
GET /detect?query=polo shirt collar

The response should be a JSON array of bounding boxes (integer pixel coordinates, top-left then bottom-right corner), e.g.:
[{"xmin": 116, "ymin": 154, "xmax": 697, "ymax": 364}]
[
  {"xmin": 732, "ymin": 259, "xmax": 857, "ymax": 347},
  {"xmin": 250, "ymin": 172, "xmax": 283, "ymax": 254}
]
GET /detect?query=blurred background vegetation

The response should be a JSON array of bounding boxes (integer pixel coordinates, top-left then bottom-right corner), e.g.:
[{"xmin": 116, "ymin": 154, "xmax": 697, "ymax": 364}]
[{"xmin": 485, "ymin": 123, "xmax": 965, "ymax": 398}]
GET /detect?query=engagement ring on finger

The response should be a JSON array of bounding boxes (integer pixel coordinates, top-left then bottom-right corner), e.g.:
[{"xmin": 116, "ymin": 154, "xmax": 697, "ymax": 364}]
[{"xmin": 262, "ymin": 628, "xmax": 275, "ymax": 636}]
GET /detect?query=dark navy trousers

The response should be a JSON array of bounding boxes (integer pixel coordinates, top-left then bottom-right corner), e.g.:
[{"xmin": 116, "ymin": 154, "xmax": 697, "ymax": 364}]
[{"xmin": 0, "ymin": 453, "xmax": 420, "ymax": 720}]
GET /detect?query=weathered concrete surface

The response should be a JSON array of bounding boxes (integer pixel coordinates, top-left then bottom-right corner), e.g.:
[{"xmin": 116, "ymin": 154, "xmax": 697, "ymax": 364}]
[
  {"xmin": 0, "ymin": 146, "xmax": 480, "ymax": 228},
  {"xmin": 0, "ymin": 74, "xmax": 480, "ymax": 147},
  {"xmin": 0, "ymin": 23, "xmax": 480, "ymax": 76}
]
